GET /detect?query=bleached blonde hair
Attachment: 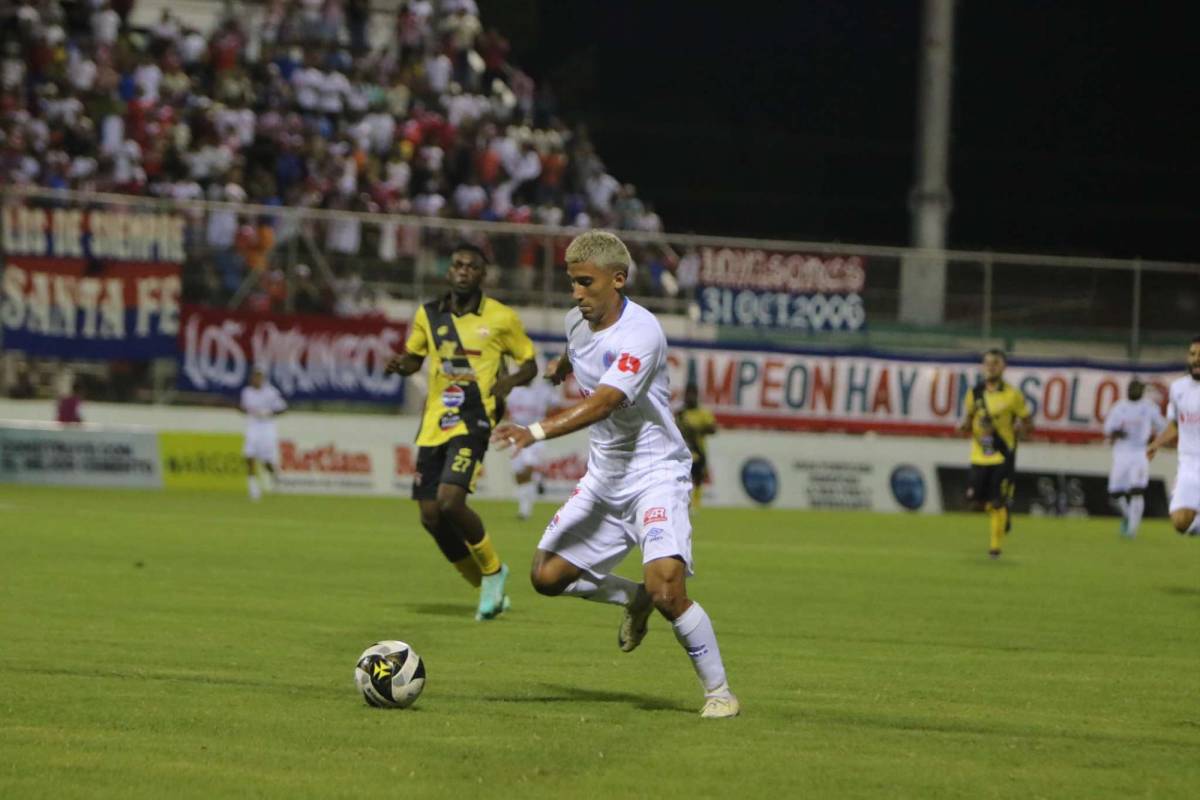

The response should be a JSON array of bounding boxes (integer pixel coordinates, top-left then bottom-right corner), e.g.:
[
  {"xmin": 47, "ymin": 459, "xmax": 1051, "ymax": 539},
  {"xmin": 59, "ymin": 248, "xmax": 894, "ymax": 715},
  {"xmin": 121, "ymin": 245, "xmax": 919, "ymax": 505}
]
[{"xmin": 565, "ymin": 230, "xmax": 633, "ymax": 277}]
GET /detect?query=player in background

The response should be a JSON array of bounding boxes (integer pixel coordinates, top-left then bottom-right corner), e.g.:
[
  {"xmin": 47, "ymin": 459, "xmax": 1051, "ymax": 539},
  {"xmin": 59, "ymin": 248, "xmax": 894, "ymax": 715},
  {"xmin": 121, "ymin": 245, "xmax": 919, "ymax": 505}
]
[
  {"xmin": 240, "ymin": 366, "xmax": 287, "ymax": 501},
  {"xmin": 1147, "ymin": 336, "xmax": 1200, "ymax": 537},
  {"xmin": 676, "ymin": 383, "xmax": 717, "ymax": 506},
  {"xmin": 492, "ymin": 231, "xmax": 739, "ymax": 718},
  {"xmin": 1104, "ymin": 378, "xmax": 1166, "ymax": 537},
  {"xmin": 504, "ymin": 356, "xmax": 564, "ymax": 520},
  {"xmin": 957, "ymin": 350, "xmax": 1032, "ymax": 559},
  {"xmin": 385, "ymin": 243, "xmax": 538, "ymax": 621}
]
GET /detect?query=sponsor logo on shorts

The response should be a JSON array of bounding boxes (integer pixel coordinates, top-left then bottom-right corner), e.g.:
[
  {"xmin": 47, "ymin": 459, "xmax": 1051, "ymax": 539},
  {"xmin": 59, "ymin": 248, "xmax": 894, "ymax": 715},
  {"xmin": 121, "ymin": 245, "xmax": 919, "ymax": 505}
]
[
  {"xmin": 442, "ymin": 385, "xmax": 466, "ymax": 408},
  {"xmin": 439, "ymin": 412, "xmax": 462, "ymax": 430},
  {"xmin": 643, "ymin": 507, "xmax": 668, "ymax": 525},
  {"xmin": 570, "ymin": 486, "xmax": 582, "ymax": 497},
  {"xmin": 645, "ymin": 526, "xmax": 665, "ymax": 543},
  {"xmin": 547, "ymin": 513, "xmax": 561, "ymax": 531}
]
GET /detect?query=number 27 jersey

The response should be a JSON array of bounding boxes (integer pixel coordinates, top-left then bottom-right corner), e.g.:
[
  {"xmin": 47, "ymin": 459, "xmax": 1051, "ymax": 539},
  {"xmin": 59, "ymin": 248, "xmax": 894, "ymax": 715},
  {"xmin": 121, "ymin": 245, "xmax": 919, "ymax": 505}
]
[{"xmin": 564, "ymin": 299, "xmax": 690, "ymax": 481}]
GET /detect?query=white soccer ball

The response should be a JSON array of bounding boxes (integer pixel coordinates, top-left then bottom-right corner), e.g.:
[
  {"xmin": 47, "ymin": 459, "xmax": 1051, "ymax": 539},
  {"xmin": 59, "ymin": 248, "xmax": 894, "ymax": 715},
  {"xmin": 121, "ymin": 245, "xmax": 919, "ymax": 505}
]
[{"xmin": 355, "ymin": 640, "xmax": 426, "ymax": 708}]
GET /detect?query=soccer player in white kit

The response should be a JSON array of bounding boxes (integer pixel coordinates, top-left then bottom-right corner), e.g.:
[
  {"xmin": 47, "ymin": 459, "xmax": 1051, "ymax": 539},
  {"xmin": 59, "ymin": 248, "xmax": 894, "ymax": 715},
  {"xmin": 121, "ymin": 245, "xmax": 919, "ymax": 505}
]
[
  {"xmin": 241, "ymin": 367, "xmax": 287, "ymax": 501},
  {"xmin": 1104, "ymin": 378, "xmax": 1165, "ymax": 537},
  {"xmin": 503, "ymin": 359, "xmax": 563, "ymax": 520},
  {"xmin": 492, "ymin": 231, "xmax": 739, "ymax": 719},
  {"xmin": 1148, "ymin": 337, "xmax": 1200, "ymax": 536}
]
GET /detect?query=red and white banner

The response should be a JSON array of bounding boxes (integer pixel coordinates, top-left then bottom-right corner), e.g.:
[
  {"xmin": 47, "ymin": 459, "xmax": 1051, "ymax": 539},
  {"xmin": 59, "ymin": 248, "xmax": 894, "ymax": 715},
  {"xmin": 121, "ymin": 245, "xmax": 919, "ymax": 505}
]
[
  {"xmin": 178, "ymin": 306, "xmax": 407, "ymax": 403},
  {"xmin": 654, "ymin": 348, "xmax": 1177, "ymax": 442}
]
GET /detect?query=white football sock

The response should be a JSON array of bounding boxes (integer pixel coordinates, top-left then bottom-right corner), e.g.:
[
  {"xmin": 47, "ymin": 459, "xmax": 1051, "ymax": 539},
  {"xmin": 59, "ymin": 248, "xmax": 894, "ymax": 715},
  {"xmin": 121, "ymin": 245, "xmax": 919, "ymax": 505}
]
[
  {"xmin": 671, "ymin": 602, "xmax": 729, "ymax": 694},
  {"xmin": 1115, "ymin": 496, "xmax": 1129, "ymax": 517},
  {"xmin": 517, "ymin": 482, "xmax": 536, "ymax": 518},
  {"xmin": 561, "ymin": 572, "xmax": 638, "ymax": 606},
  {"xmin": 248, "ymin": 475, "xmax": 261, "ymax": 500},
  {"xmin": 1127, "ymin": 495, "xmax": 1144, "ymax": 535},
  {"xmin": 1187, "ymin": 514, "xmax": 1200, "ymax": 535}
]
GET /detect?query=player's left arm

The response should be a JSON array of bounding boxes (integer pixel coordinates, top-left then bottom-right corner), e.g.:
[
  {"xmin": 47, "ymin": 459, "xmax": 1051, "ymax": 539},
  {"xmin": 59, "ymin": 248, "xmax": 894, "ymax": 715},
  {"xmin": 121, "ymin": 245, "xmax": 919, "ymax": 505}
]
[
  {"xmin": 1012, "ymin": 390, "xmax": 1033, "ymax": 441},
  {"xmin": 491, "ymin": 311, "xmax": 538, "ymax": 399},
  {"xmin": 492, "ymin": 358, "xmax": 537, "ymax": 400}
]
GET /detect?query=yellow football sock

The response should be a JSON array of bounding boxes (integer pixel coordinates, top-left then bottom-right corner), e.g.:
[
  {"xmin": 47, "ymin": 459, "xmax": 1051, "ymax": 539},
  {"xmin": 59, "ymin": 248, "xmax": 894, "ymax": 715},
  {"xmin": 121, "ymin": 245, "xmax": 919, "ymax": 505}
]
[
  {"xmin": 452, "ymin": 555, "xmax": 482, "ymax": 587},
  {"xmin": 467, "ymin": 532, "xmax": 502, "ymax": 576},
  {"xmin": 988, "ymin": 506, "xmax": 1005, "ymax": 552}
]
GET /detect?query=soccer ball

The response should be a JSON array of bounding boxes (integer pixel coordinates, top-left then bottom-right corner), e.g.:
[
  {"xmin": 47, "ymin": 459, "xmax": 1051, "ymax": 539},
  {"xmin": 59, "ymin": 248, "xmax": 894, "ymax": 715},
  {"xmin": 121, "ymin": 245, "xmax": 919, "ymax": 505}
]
[{"xmin": 355, "ymin": 641, "xmax": 426, "ymax": 708}]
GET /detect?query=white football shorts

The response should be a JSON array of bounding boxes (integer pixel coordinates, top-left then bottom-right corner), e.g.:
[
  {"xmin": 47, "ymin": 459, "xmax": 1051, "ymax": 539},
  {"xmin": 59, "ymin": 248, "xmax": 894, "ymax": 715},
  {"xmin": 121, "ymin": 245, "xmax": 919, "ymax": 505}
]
[
  {"xmin": 509, "ymin": 441, "xmax": 547, "ymax": 474},
  {"xmin": 1108, "ymin": 451, "xmax": 1149, "ymax": 493},
  {"xmin": 537, "ymin": 468, "xmax": 695, "ymax": 577},
  {"xmin": 243, "ymin": 425, "xmax": 278, "ymax": 463},
  {"xmin": 1170, "ymin": 457, "xmax": 1200, "ymax": 513}
]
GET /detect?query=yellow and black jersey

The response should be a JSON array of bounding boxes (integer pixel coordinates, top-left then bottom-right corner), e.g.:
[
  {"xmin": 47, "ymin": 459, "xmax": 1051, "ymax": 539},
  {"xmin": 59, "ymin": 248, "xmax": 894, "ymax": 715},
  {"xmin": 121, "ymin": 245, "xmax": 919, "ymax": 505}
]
[
  {"xmin": 677, "ymin": 406, "xmax": 717, "ymax": 458},
  {"xmin": 965, "ymin": 381, "xmax": 1031, "ymax": 466},
  {"xmin": 405, "ymin": 293, "xmax": 536, "ymax": 448}
]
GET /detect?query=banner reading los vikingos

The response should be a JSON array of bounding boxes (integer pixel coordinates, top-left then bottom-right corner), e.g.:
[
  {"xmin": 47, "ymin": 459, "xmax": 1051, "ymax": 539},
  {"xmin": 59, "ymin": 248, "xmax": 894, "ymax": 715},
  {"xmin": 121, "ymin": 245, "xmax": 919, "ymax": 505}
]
[
  {"xmin": 177, "ymin": 306, "xmax": 407, "ymax": 403},
  {"xmin": 661, "ymin": 346, "xmax": 1180, "ymax": 442},
  {"xmin": 1, "ymin": 205, "xmax": 184, "ymax": 358},
  {"xmin": 695, "ymin": 247, "xmax": 866, "ymax": 331}
]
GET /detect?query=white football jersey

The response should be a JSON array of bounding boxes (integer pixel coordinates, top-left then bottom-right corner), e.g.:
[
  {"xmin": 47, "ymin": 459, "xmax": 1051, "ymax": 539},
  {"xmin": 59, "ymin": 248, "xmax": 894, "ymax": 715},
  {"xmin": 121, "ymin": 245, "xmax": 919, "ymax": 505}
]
[
  {"xmin": 241, "ymin": 383, "xmax": 287, "ymax": 431},
  {"xmin": 505, "ymin": 381, "xmax": 558, "ymax": 426},
  {"xmin": 1104, "ymin": 398, "xmax": 1165, "ymax": 455},
  {"xmin": 1167, "ymin": 375, "xmax": 1200, "ymax": 458},
  {"xmin": 564, "ymin": 299, "xmax": 690, "ymax": 480}
]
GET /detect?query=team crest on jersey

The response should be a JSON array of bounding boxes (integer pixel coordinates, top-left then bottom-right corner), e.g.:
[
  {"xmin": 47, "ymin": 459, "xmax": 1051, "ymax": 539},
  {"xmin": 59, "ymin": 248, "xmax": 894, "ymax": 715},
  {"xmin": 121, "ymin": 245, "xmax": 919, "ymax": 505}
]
[
  {"xmin": 442, "ymin": 385, "xmax": 466, "ymax": 408},
  {"xmin": 439, "ymin": 412, "xmax": 462, "ymax": 430},
  {"xmin": 602, "ymin": 351, "xmax": 617, "ymax": 368},
  {"xmin": 643, "ymin": 507, "xmax": 667, "ymax": 525},
  {"xmin": 477, "ymin": 325, "xmax": 489, "ymax": 337}
]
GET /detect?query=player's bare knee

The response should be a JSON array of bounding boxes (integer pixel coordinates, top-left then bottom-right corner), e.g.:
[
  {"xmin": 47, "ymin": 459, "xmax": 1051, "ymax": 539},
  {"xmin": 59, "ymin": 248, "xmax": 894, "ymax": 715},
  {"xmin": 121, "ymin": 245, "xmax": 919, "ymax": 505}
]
[
  {"xmin": 530, "ymin": 566, "xmax": 568, "ymax": 596},
  {"xmin": 435, "ymin": 494, "xmax": 465, "ymax": 516}
]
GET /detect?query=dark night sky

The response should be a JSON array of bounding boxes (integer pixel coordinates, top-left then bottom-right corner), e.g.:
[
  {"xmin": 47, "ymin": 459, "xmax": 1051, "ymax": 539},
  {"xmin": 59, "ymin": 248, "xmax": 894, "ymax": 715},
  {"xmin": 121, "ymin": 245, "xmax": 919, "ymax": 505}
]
[{"xmin": 483, "ymin": 1, "xmax": 1199, "ymax": 261}]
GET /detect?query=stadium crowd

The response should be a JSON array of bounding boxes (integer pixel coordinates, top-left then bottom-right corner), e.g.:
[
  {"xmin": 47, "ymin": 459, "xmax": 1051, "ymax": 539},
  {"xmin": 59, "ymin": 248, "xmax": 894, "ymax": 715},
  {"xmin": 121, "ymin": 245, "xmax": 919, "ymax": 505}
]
[{"xmin": 1, "ymin": 0, "xmax": 675, "ymax": 310}]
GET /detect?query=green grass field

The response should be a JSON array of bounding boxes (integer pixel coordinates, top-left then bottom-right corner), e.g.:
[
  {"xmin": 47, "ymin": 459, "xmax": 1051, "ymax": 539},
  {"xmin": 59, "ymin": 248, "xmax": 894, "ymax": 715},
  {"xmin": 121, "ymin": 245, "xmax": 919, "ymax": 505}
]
[{"xmin": 1, "ymin": 485, "xmax": 1198, "ymax": 799}]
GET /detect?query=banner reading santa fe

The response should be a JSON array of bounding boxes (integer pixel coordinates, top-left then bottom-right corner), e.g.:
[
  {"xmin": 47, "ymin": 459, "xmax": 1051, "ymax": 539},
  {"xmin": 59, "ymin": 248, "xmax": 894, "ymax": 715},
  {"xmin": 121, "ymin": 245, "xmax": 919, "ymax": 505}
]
[
  {"xmin": 662, "ymin": 346, "xmax": 1180, "ymax": 442},
  {"xmin": 178, "ymin": 305, "xmax": 407, "ymax": 403},
  {"xmin": 1, "ymin": 205, "xmax": 183, "ymax": 358}
]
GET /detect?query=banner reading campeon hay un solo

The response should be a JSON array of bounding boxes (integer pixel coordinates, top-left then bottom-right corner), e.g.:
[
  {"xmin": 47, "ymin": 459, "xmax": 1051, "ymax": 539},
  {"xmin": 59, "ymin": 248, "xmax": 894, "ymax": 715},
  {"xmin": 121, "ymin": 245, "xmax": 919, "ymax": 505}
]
[
  {"xmin": 1, "ymin": 206, "xmax": 183, "ymax": 358},
  {"xmin": 660, "ymin": 346, "xmax": 1179, "ymax": 442},
  {"xmin": 695, "ymin": 246, "xmax": 866, "ymax": 331},
  {"xmin": 178, "ymin": 306, "xmax": 407, "ymax": 403}
]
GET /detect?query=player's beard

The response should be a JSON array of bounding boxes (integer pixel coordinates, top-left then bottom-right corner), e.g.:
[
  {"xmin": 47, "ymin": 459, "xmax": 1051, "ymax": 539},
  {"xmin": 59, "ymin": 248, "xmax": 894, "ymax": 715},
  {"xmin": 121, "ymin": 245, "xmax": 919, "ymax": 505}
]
[{"xmin": 1190, "ymin": 365, "xmax": 1200, "ymax": 381}]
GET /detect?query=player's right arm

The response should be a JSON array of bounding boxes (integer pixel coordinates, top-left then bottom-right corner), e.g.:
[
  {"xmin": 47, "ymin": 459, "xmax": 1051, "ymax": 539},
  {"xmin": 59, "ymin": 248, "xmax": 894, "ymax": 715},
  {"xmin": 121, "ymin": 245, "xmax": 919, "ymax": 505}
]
[
  {"xmin": 1147, "ymin": 420, "xmax": 1177, "ymax": 460},
  {"xmin": 957, "ymin": 391, "xmax": 975, "ymax": 435},
  {"xmin": 385, "ymin": 306, "xmax": 429, "ymax": 376}
]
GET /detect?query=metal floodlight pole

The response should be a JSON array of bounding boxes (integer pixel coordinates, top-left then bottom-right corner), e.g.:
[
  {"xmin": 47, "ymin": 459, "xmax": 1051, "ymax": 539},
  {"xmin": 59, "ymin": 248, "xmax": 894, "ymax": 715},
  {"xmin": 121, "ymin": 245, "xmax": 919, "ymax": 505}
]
[{"xmin": 901, "ymin": 0, "xmax": 956, "ymax": 325}]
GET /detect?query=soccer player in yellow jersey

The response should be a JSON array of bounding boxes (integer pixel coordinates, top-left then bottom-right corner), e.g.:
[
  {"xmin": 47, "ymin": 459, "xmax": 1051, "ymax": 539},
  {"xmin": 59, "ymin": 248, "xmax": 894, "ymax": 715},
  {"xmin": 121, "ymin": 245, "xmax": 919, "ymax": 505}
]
[
  {"xmin": 676, "ymin": 384, "xmax": 717, "ymax": 506},
  {"xmin": 957, "ymin": 349, "xmax": 1032, "ymax": 559},
  {"xmin": 386, "ymin": 243, "xmax": 537, "ymax": 620}
]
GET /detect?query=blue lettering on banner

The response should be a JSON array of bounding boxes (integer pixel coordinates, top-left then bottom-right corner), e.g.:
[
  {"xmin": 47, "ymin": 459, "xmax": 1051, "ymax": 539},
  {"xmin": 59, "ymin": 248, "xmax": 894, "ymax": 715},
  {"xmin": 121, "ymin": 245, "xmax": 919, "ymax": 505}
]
[{"xmin": 696, "ymin": 287, "xmax": 866, "ymax": 332}]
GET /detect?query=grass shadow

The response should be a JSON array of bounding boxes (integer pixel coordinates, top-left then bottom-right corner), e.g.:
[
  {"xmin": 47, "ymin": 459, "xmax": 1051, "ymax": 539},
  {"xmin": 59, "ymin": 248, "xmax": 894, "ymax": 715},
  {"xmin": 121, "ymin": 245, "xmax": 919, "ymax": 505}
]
[
  {"xmin": 1161, "ymin": 585, "xmax": 1200, "ymax": 597},
  {"xmin": 405, "ymin": 602, "xmax": 477, "ymax": 617},
  {"xmin": 485, "ymin": 682, "xmax": 692, "ymax": 714}
]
